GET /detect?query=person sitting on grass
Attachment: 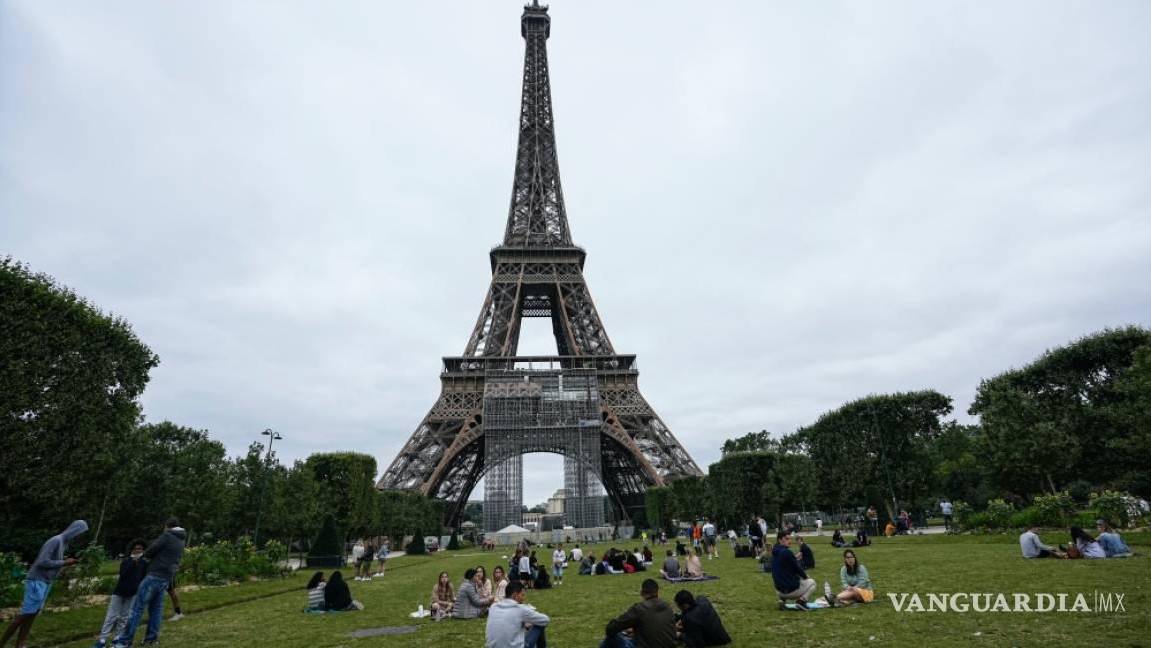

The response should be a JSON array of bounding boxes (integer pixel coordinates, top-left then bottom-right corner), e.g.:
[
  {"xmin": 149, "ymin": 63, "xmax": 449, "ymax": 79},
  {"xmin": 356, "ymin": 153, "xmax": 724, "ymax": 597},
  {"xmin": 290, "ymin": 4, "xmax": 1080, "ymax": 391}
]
[
  {"xmin": 676, "ymin": 539, "xmax": 687, "ymax": 557},
  {"xmin": 476, "ymin": 565, "xmax": 493, "ymax": 599},
  {"xmin": 454, "ymin": 568, "xmax": 494, "ymax": 618},
  {"xmin": 796, "ymin": 537, "xmax": 815, "ymax": 569},
  {"xmin": 533, "ymin": 563, "xmax": 552, "ymax": 589},
  {"xmin": 673, "ymin": 590, "xmax": 731, "ymax": 647},
  {"xmin": 1019, "ymin": 526, "xmax": 1066, "ymax": 559},
  {"xmin": 1069, "ymin": 526, "xmax": 1106, "ymax": 559},
  {"xmin": 884, "ymin": 520, "xmax": 896, "ymax": 537},
  {"xmin": 660, "ymin": 550, "xmax": 681, "ymax": 579},
  {"xmin": 1096, "ymin": 520, "xmax": 1133, "ymax": 558},
  {"xmin": 823, "ymin": 549, "xmax": 874, "ymax": 607},
  {"xmin": 601, "ymin": 578, "xmax": 678, "ymax": 648},
  {"xmin": 492, "ymin": 566, "xmax": 510, "ymax": 602},
  {"xmin": 642, "ymin": 546, "xmax": 654, "ymax": 565},
  {"xmin": 323, "ymin": 571, "xmax": 359, "ymax": 611},
  {"xmin": 830, "ymin": 530, "xmax": 846, "ymax": 548},
  {"xmin": 609, "ymin": 549, "xmax": 627, "ymax": 573},
  {"xmin": 684, "ymin": 549, "xmax": 704, "ymax": 578},
  {"xmin": 430, "ymin": 571, "xmax": 455, "ymax": 620},
  {"xmin": 304, "ymin": 571, "xmax": 326, "ymax": 612},
  {"xmin": 486, "ymin": 581, "xmax": 550, "ymax": 648},
  {"xmin": 580, "ymin": 553, "xmax": 596, "ymax": 575},
  {"xmin": 772, "ymin": 531, "xmax": 816, "ymax": 609},
  {"xmin": 853, "ymin": 529, "xmax": 872, "ymax": 547}
]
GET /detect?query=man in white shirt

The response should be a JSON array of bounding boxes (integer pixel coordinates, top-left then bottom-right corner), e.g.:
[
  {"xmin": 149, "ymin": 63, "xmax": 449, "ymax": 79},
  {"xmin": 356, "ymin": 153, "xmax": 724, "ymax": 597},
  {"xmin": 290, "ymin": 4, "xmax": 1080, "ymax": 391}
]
[
  {"xmin": 1019, "ymin": 527, "xmax": 1065, "ymax": 559},
  {"xmin": 551, "ymin": 544, "xmax": 566, "ymax": 586},
  {"xmin": 486, "ymin": 581, "xmax": 549, "ymax": 648},
  {"xmin": 570, "ymin": 545, "xmax": 583, "ymax": 563},
  {"xmin": 702, "ymin": 520, "xmax": 718, "ymax": 559}
]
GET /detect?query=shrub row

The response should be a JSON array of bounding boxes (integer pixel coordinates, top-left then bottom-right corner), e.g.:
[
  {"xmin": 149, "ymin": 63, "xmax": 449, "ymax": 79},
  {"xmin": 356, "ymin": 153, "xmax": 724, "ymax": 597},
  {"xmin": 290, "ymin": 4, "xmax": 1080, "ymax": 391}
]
[{"xmin": 957, "ymin": 490, "xmax": 1146, "ymax": 531}]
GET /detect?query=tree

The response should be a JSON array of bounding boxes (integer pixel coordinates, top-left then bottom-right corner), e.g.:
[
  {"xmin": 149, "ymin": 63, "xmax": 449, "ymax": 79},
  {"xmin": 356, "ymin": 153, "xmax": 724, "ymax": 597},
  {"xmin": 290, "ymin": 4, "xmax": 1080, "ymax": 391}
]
[
  {"xmin": 970, "ymin": 327, "xmax": 1151, "ymax": 496},
  {"xmin": 305, "ymin": 453, "xmax": 379, "ymax": 541},
  {"xmin": 668, "ymin": 476, "xmax": 709, "ymax": 522},
  {"xmin": 791, "ymin": 390, "xmax": 952, "ymax": 517},
  {"xmin": 721, "ymin": 430, "xmax": 780, "ymax": 455},
  {"xmin": 643, "ymin": 487, "xmax": 674, "ymax": 534},
  {"xmin": 1, "ymin": 258, "xmax": 159, "ymax": 554}
]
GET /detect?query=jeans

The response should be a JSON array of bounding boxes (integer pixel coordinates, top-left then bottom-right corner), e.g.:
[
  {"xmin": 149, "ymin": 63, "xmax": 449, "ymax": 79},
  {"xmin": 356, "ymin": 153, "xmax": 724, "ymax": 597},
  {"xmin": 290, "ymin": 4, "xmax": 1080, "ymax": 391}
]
[
  {"xmin": 525, "ymin": 624, "xmax": 547, "ymax": 648},
  {"xmin": 114, "ymin": 575, "xmax": 168, "ymax": 645},
  {"xmin": 600, "ymin": 632, "xmax": 636, "ymax": 648},
  {"xmin": 99, "ymin": 594, "xmax": 136, "ymax": 641}
]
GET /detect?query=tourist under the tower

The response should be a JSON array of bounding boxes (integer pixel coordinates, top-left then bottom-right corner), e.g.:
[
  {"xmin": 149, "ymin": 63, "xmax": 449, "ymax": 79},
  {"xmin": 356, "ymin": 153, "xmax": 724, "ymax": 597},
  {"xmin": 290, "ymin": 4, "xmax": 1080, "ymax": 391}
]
[
  {"xmin": 772, "ymin": 532, "xmax": 816, "ymax": 609},
  {"xmin": 660, "ymin": 550, "xmax": 681, "ymax": 579},
  {"xmin": 430, "ymin": 571, "xmax": 455, "ymax": 620},
  {"xmin": 674, "ymin": 590, "xmax": 731, "ymax": 647},
  {"xmin": 453, "ymin": 568, "xmax": 493, "ymax": 619},
  {"xmin": 486, "ymin": 581, "xmax": 550, "ymax": 648},
  {"xmin": 601, "ymin": 579, "xmax": 678, "ymax": 648}
]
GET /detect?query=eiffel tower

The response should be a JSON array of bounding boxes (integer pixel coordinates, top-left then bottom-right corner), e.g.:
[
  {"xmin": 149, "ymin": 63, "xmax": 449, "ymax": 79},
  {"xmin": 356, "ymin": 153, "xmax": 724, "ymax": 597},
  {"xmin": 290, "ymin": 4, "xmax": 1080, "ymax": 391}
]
[{"xmin": 377, "ymin": 1, "xmax": 702, "ymax": 530}]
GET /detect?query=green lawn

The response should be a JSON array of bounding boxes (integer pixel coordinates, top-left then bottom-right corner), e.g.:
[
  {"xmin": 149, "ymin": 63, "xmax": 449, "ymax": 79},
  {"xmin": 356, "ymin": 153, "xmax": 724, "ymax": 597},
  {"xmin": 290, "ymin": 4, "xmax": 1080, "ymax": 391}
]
[{"xmin": 19, "ymin": 532, "xmax": 1151, "ymax": 647}]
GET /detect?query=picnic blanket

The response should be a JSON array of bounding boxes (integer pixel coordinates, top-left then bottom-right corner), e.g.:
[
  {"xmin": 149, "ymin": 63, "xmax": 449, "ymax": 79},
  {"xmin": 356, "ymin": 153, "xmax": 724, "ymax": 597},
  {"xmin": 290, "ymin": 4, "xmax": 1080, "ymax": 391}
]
[
  {"xmin": 780, "ymin": 599, "xmax": 831, "ymax": 611},
  {"xmin": 661, "ymin": 575, "xmax": 720, "ymax": 583}
]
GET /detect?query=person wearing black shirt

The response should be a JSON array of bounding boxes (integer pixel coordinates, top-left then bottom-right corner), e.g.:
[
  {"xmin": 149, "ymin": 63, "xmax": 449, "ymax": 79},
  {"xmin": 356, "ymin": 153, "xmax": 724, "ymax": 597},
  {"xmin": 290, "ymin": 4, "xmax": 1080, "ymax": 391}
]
[{"xmin": 674, "ymin": 590, "xmax": 731, "ymax": 647}]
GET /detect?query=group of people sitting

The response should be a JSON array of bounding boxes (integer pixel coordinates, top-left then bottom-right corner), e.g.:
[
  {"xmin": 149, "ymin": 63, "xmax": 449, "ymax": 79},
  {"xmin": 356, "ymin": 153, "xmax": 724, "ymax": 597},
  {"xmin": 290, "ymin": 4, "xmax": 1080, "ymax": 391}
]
[
  {"xmin": 303, "ymin": 571, "xmax": 363, "ymax": 612},
  {"xmin": 658, "ymin": 548, "xmax": 706, "ymax": 579},
  {"xmin": 587, "ymin": 547, "xmax": 655, "ymax": 575},
  {"xmin": 771, "ymin": 531, "xmax": 875, "ymax": 610},
  {"xmin": 830, "ymin": 528, "xmax": 872, "ymax": 548},
  {"xmin": 1019, "ymin": 519, "xmax": 1133, "ymax": 559}
]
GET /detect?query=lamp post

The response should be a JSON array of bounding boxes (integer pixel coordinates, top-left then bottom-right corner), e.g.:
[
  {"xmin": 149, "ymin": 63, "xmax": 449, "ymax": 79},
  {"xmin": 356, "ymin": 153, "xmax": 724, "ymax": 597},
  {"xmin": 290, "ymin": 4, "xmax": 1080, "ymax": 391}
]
[{"xmin": 252, "ymin": 428, "xmax": 282, "ymax": 547}]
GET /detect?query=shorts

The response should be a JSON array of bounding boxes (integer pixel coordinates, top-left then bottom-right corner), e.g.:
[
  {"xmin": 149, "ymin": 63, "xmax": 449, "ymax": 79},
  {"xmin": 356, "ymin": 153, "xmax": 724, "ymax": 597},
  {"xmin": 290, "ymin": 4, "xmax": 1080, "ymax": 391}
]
[
  {"xmin": 551, "ymin": 564, "xmax": 563, "ymax": 577},
  {"xmin": 21, "ymin": 579, "xmax": 52, "ymax": 615},
  {"xmin": 857, "ymin": 587, "xmax": 875, "ymax": 603},
  {"xmin": 705, "ymin": 536, "xmax": 716, "ymax": 546}
]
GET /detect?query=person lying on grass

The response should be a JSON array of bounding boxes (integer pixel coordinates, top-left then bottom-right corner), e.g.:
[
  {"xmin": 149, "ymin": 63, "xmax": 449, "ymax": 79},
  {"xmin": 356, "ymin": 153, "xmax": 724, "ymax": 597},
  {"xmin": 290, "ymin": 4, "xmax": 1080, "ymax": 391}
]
[
  {"xmin": 822, "ymin": 549, "xmax": 874, "ymax": 607},
  {"xmin": 772, "ymin": 531, "xmax": 816, "ymax": 609},
  {"xmin": 1095, "ymin": 519, "xmax": 1133, "ymax": 558},
  {"xmin": 1019, "ymin": 526, "xmax": 1067, "ymax": 559}
]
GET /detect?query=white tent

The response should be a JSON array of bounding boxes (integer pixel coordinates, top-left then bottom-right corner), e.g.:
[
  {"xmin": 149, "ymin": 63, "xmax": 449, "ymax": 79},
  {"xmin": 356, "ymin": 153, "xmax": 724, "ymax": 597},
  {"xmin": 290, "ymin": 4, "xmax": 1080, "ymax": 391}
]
[{"xmin": 495, "ymin": 524, "xmax": 530, "ymax": 534}]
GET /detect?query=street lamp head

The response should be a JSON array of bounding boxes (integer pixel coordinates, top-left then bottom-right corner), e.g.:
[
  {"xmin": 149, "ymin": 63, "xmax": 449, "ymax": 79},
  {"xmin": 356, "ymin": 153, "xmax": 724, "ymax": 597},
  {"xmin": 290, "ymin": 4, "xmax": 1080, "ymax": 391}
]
[{"xmin": 261, "ymin": 428, "xmax": 283, "ymax": 440}]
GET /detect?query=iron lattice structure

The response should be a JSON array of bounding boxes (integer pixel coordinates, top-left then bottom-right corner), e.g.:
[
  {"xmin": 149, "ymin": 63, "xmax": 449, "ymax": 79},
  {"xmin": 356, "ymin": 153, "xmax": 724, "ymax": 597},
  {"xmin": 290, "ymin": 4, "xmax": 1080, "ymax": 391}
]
[{"xmin": 378, "ymin": 2, "xmax": 702, "ymax": 528}]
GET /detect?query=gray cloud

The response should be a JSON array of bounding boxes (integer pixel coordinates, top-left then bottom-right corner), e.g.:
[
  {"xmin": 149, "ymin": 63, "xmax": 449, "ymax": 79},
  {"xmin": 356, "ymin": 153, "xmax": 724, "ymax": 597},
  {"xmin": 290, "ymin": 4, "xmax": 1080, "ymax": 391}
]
[{"xmin": 3, "ymin": 1, "xmax": 1150, "ymax": 505}]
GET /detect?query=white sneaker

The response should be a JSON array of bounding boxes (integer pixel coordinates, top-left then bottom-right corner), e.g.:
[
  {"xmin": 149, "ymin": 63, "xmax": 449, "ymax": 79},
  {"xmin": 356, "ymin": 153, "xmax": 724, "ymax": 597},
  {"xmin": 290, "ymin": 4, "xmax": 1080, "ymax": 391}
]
[{"xmin": 169, "ymin": 612, "xmax": 185, "ymax": 621}]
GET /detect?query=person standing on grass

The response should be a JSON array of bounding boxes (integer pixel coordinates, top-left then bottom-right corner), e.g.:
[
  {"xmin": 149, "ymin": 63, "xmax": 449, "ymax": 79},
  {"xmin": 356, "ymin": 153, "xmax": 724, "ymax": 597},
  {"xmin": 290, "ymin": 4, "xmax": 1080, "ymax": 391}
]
[
  {"xmin": 601, "ymin": 578, "xmax": 677, "ymax": 648},
  {"xmin": 486, "ymin": 581, "xmax": 549, "ymax": 648},
  {"xmin": 374, "ymin": 537, "xmax": 389, "ymax": 577},
  {"xmin": 772, "ymin": 531, "xmax": 816, "ymax": 609},
  {"xmin": 94, "ymin": 539, "xmax": 148, "ymax": 647},
  {"xmin": 360, "ymin": 540, "xmax": 375, "ymax": 580},
  {"xmin": 112, "ymin": 517, "xmax": 186, "ymax": 647},
  {"xmin": 351, "ymin": 539, "xmax": 366, "ymax": 581},
  {"xmin": 823, "ymin": 549, "xmax": 874, "ymax": 607},
  {"xmin": 701, "ymin": 520, "xmax": 718, "ymax": 560},
  {"xmin": 1, "ymin": 520, "xmax": 88, "ymax": 648},
  {"xmin": 940, "ymin": 500, "xmax": 954, "ymax": 531},
  {"xmin": 673, "ymin": 590, "xmax": 731, "ymax": 647},
  {"xmin": 551, "ymin": 544, "xmax": 566, "ymax": 586}
]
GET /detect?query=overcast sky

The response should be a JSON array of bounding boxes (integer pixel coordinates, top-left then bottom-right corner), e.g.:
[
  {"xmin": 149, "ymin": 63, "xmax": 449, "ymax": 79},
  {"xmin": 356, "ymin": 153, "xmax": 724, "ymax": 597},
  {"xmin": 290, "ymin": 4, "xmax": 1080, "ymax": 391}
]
[{"xmin": 3, "ymin": 1, "xmax": 1150, "ymax": 506}]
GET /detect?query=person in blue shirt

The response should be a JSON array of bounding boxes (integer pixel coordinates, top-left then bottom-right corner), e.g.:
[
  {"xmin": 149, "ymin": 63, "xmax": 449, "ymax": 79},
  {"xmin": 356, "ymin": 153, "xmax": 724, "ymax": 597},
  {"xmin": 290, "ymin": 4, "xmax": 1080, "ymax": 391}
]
[{"xmin": 1095, "ymin": 520, "xmax": 1132, "ymax": 558}]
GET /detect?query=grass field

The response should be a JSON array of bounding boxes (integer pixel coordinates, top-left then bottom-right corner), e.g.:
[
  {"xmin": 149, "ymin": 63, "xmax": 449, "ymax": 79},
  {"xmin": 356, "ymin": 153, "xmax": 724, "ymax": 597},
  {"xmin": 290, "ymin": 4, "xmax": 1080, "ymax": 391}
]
[{"xmin": 18, "ymin": 531, "xmax": 1151, "ymax": 647}]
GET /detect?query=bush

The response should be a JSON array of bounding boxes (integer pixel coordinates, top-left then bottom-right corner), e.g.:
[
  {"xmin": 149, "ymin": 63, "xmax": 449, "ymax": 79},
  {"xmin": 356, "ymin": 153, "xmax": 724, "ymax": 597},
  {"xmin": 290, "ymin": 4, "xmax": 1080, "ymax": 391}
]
[
  {"xmin": 180, "ymin": 536, "xmax": 287, "ymax": 585},
  {"xmin": 985, "ymin": 499, "xmax": 1015, "ymax": 528},
  {"xmin": 1066, "ymin": 480, "xmax": 1094, "ymax": 504},
  {"xmin": 1009, "ymin": 508, "xmax": 1042, "ymax": 529},
  {"xmin": 0, "ymin": 552, "xmax": 25, "ymax": 608},
  {"xmin": 447, "ymin": 532, "xmax": 460, "ymax": 551},
  {"xmin": 309, "ymin": 515, "xmax": 342, "ymax": 557},
  {"xmin": 1032, "ymin": 491, "xmax": 1076, "ymax": 526},
  {"xmin": 1089, "ymin": 491, "xmax": 1135, "ymax": 528},
  {"xmin": 962, "ymin": 512, "xmax": 990, "ymax": 530},
  {"xmin": 407, "ymin": 531, "xmax": 426, "ymax": 555}
]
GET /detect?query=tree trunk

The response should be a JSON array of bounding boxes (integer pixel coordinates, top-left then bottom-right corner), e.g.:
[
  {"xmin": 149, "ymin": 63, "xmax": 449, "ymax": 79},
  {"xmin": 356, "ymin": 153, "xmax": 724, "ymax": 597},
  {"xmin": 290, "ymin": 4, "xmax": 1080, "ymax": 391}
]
[{"xmin": 1046, "ymin": 473, "xmax": 1058, "ymax": 494}]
